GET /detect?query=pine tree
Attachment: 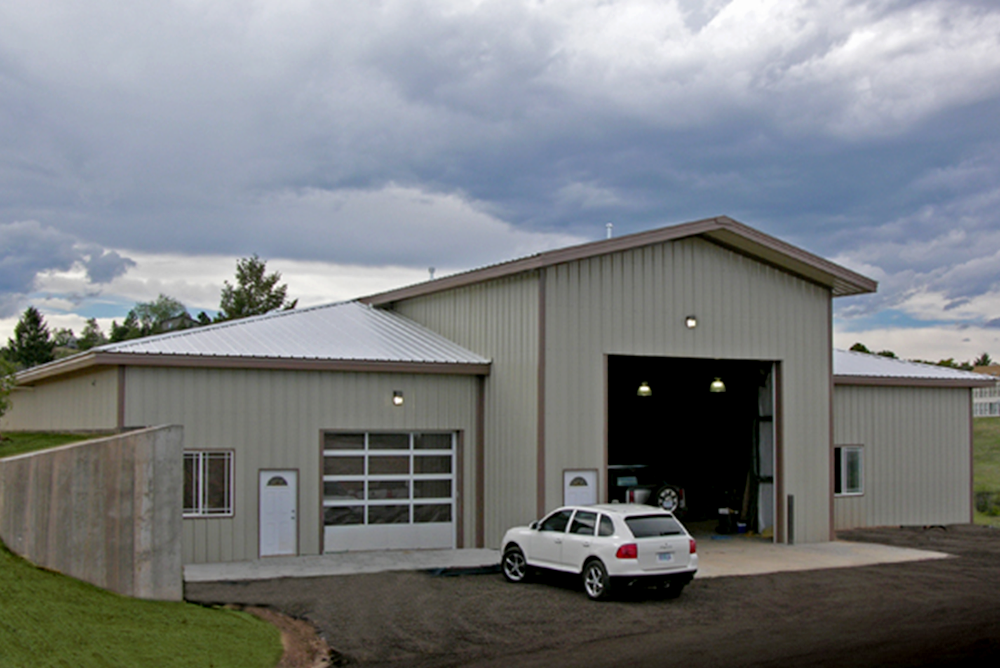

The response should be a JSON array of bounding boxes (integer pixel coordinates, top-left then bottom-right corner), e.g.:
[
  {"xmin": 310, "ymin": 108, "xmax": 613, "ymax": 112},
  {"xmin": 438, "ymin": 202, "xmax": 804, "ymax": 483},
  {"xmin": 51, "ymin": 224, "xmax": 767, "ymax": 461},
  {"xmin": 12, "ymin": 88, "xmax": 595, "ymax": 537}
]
[{"xmin": 7, "ymin": 306, "xmax": 55, "ymax": 369}]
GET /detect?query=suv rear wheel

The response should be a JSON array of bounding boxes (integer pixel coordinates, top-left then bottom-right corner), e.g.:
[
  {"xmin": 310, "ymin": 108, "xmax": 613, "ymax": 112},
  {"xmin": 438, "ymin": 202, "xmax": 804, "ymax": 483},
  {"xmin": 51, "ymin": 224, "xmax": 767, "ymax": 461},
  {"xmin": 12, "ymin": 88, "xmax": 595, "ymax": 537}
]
[{"xmin": 502, "ymin": 546, "xmax": 529, "ymax": 583}]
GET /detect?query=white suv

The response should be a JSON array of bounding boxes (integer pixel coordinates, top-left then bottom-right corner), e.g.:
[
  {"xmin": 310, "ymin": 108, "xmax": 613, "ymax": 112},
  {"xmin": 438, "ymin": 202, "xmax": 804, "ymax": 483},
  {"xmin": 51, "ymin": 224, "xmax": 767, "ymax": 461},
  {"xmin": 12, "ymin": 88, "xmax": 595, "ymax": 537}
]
[{"xmin": 500, "ymin": 504, "xmax": 698, "ymax": 600}]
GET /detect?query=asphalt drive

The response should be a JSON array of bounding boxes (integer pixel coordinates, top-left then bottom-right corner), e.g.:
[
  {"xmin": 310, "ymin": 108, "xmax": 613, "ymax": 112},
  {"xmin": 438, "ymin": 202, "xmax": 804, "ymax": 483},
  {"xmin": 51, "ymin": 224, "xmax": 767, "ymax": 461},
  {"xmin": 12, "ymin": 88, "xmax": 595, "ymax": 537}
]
[{"xmin": 186, "ymin": 525, "xmax": 1000, "ymax": 667}]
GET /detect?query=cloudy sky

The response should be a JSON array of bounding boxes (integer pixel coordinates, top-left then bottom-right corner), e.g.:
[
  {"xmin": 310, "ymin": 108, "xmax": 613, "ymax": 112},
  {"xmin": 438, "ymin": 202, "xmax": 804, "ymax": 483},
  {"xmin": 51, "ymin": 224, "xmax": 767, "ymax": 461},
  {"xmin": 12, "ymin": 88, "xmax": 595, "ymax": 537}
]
[{"xmin": 2, "ymin": 0, "xmax": 1000, "ymax": 361}]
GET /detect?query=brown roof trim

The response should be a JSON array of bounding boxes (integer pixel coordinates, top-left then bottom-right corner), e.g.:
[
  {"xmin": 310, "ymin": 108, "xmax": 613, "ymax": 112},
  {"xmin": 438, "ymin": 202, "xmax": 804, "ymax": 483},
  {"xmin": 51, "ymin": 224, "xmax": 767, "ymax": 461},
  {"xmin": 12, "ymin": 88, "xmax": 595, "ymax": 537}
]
[
  {"xmin": 834, "ymin": 375, "xmax": 993, "ymax": 388},
  {"xmin": 17, "ymin": 351, "xmax": 490, "ymax": 384},
  {"xmin": 359, "ymin": 216, "xmax": 877, "ymax": 305}
]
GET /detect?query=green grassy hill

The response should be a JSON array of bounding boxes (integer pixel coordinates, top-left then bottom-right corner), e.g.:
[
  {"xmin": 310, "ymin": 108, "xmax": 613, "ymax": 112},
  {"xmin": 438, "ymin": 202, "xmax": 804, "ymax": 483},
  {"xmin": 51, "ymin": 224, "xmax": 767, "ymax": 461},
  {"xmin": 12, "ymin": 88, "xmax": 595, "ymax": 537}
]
[
  {"xmin": 0, "ymin": 540, "xmax": 282, "ymax": 667},
  {"xmin": 0, "ymin": 431, "xmax": 104, "ymax": 459},
  {"xmin": 974, "ymin": 417, "xmax": 1000, "ymax": 527}
]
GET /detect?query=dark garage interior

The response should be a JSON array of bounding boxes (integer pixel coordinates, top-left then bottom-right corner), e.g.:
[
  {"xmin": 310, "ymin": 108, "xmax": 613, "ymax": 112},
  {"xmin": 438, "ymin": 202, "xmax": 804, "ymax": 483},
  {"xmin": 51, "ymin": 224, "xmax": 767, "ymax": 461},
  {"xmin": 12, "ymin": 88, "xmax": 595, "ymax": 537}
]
[{"xmin": 607, "ymin": 355, "xmax": 774, "ymax": 526}]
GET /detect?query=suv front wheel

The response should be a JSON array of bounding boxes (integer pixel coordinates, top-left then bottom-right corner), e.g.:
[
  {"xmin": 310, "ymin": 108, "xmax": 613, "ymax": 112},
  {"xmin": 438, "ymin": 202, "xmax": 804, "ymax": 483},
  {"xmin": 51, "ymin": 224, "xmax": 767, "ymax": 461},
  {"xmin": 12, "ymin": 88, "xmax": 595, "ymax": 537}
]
[{"xmin": 582, "ymin": 560, "xmax": 612, "ymax": 601}]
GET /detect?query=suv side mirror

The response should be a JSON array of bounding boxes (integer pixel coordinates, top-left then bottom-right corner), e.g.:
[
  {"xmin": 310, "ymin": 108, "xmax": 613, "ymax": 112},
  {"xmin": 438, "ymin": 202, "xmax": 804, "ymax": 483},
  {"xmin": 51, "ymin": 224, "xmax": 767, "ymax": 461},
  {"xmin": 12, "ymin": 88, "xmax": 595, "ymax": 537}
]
[{"xmin": 529, "ymin": 521, "xmax": 539, "ymax": 530}]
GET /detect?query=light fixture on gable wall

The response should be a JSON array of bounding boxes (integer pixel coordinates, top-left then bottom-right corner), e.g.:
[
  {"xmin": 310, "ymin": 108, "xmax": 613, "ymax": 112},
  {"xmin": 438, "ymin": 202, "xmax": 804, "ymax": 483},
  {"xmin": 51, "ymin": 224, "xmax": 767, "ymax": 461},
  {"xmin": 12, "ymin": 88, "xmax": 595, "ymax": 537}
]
[
  {"xmin": 710, "ymin": 377, "xmax": 726, "ymax": 393},
  {"xmin": 637, "ymin": 381, "xmax": 652, "ymax": 397},
  {"xmin": 685, "ymin": 315, "xmax": 697, "ymax": 329},
  {"xmin": 392, "ymin": 391, "xmax": 404, "ymax": 406}
]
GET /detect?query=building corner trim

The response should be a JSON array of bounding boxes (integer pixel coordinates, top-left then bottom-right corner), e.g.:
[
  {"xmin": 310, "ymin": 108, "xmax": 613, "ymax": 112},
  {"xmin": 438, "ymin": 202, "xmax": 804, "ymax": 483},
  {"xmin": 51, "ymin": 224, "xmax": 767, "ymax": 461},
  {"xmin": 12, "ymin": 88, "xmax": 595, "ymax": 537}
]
[{"xmin": 536, "ymin": 270, "xmax": 547, "ymax": 518}]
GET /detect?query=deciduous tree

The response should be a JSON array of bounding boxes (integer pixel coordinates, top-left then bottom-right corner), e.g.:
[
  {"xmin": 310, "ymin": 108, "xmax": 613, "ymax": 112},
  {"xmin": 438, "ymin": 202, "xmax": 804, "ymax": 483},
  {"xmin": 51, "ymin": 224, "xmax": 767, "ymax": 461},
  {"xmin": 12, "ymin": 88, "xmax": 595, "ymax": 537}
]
[
  {"xmin": 78, "ymin": 318, "xmax": 107, "ymax": 351},
  {"xmin": 0, "ymin": 358, "xmax": 16, "ymax": 440},
  {"xmin": 216, "ymin": 255, "xmax": 297, "ymax": 322}
]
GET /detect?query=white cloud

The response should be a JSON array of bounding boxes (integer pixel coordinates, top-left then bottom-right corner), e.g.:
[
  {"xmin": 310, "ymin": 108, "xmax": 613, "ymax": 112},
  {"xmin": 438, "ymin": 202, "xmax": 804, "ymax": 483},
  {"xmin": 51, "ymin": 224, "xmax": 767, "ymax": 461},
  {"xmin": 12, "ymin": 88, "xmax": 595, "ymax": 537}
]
[{"xmin": 834, "ymin": 321, "xmax": 1000, "ymax": 362}]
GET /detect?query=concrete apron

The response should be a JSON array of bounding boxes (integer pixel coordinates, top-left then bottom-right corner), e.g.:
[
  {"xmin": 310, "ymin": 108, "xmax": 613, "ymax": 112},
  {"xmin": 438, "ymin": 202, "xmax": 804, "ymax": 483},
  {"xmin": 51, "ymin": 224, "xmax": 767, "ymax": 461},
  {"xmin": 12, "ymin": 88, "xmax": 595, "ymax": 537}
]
[{"xmin": 183, "ymin": 538, "xmax": 950, "ymax": 583}]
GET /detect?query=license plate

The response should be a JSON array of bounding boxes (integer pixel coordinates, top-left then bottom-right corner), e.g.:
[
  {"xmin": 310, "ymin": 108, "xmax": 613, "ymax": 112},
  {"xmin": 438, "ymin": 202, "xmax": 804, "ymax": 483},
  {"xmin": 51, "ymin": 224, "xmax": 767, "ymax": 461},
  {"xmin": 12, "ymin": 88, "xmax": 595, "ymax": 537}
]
[{"xmin": 657, "ymin": 552, "xmax": 673, "ymax": 563}]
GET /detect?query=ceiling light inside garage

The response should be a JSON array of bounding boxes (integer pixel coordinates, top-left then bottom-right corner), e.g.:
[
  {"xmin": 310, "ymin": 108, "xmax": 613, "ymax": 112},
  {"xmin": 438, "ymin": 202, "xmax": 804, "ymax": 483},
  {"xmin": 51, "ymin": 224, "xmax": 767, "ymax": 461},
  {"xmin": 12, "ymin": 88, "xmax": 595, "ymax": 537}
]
[
  {"xmin": 710, "ymin": 377, "xmax": 726, "ymax": 393},
  {"xmin": 637, "ymin": 381, "xmax": 652, "ymax": 397}
]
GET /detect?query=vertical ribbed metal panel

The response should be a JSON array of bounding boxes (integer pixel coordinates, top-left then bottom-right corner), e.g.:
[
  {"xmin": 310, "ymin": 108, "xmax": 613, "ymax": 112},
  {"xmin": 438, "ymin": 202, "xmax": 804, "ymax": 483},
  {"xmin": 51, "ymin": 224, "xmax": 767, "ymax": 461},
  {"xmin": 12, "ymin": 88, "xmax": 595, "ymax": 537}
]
[
  {"xmin": 393, "ymin": 274, "xmax": 540, "ymax": 546},
  {"xmin": 544, "ymin": 237, "xmax": 833, "ymax": 543},
  {"xmin": 124, "ymin": 367, "xmax": 478, "ymax": 564},
  {"xmin": 3, "ymin": 368, "xmax": 119, "ymax": 431},
  {"xmin": 833, "ymin": 385, "xmax": 972, "ymax": 529}
]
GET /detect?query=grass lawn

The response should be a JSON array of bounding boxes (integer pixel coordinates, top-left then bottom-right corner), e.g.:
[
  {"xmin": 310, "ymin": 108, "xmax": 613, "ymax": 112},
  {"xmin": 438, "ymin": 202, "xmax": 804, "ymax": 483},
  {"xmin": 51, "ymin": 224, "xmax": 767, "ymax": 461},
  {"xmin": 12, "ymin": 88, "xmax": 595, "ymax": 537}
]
[
  {"xmin": 0, "ymin": 540, "xmax": 283, "ymax": 668},
  {"xmin": 0, "ymin": 431, "xmax": 108, "ymax": 459},
  {"xmin": 974, "ymin": 417, "xmax": 1000, "ymax": 528}
]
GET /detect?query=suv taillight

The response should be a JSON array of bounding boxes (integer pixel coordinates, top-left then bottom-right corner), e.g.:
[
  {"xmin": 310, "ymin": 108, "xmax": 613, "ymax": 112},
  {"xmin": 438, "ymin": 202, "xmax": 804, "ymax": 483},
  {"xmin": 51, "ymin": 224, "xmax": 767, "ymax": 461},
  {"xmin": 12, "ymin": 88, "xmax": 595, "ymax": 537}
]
[
  {"xmin": 690, "ymin": 538, "xmax": 697, "ymax": 555},
  {"xmin": 616, "ymin": 543, "xmax": 638, "ymax": 559}
]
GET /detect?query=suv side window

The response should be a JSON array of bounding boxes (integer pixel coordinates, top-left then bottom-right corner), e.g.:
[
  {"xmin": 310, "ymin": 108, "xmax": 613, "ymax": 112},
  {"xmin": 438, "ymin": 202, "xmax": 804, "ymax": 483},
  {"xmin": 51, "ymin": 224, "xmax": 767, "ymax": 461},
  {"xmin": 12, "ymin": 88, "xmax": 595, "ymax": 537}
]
[
  {"xmin": 539, "ymin": 509, "xmax": 573, "ymax": 532},
  {"xmin": 598, "ymin": 514, "xmax": 615, "ymax": 537},
  {"xmin": 569, "ymin": 510, "xmax": 597, "ymax": 535}
]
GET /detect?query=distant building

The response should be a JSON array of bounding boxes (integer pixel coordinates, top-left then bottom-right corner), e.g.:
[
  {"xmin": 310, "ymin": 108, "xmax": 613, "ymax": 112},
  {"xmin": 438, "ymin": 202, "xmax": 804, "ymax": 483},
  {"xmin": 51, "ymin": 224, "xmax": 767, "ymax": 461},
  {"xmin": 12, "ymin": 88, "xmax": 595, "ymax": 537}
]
[{"xmin": 973, "ymin": 365, "xmax": 1000, "ymax": 417}]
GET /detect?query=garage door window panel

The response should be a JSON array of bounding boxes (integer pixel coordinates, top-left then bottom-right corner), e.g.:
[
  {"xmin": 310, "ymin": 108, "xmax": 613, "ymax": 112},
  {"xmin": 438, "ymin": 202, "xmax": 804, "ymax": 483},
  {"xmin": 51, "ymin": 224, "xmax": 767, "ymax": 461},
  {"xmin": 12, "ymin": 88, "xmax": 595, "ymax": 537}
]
[
  {"xmin": 415, "ymin": 504, "xmax": 451, "ymax": 523},
  {"xmin": 325, "ymin": 506, "xmax": 363, "ymax": 525},
  {"xmin": 324, "ymin": 433, "xmax": 365, "ymax": 450},
  {"xmin": 414, "ymin": 480, "xmax": 451, "ymax": 499},
  {"xmin": 370, "ymin": 456, "xmax": 409, "ymax": 475},
  {"xmin": 414, "ymin": 456, "xmax": 451, "ymax": 474},
  {"xmin": 324, "ymin": 480, "xmax": 364, "ymax": 500},
  {"xmin": 325, "ymin": 456, "xmax": 364, "ymax": 476},
  {"xmin": 368, "ymin": 480, "xmax": 409, "ymax": 500}
]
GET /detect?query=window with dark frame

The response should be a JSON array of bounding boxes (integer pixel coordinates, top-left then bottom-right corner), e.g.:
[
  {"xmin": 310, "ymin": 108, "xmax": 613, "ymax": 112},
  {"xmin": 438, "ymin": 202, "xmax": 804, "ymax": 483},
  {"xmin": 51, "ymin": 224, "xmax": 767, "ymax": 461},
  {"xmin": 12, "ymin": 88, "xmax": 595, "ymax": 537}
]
[
  {"xmin": 183, "ymin": 451, "xmax": 234, "ymax": 517},
  {"xmin": 834, "ymin": 445, "xmax": 864, "ymax": 496}
]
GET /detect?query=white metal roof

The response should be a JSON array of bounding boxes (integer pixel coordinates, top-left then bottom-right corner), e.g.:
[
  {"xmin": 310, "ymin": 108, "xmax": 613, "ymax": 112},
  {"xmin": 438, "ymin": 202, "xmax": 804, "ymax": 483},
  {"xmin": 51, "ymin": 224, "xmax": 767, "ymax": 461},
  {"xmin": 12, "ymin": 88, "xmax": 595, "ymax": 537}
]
[
  {"xmin": 90, "ymin": 301, "xmax": 490, "ymax": 364},
  {"xmin": 834, "ymin": 349, "xmax": 993, "ymax": 385}
]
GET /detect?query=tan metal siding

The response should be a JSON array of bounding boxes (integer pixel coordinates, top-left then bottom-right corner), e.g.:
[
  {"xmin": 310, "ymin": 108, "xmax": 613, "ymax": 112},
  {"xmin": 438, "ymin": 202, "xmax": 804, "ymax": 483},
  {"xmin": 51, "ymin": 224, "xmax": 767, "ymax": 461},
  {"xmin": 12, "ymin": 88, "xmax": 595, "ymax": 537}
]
[
  {"xmin": 545, "ymin": 237, "xmax": 834, "ymax": 543},
  {"xmin": 123, "ymin": 367, "xmax": 478, "ymax": 564},
  {"xmin": 3, "ymin": 367, "xmax": 118, "ymax": 432},
  {"xmin": 392, "ymin": 275, "xmax": 540, "ymax": 547},
  {"xmin": 833, "ymin": 385, "xmax": 972, "ymax": 529}
]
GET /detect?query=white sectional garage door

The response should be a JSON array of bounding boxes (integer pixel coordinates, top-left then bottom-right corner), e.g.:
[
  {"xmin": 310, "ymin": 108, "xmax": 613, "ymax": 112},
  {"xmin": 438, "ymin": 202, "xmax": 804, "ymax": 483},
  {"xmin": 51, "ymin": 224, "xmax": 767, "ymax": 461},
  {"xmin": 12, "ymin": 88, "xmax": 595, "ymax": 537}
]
[{"xmin": 322, "ymin": 431, "xmax": 456, "ymax": 552}]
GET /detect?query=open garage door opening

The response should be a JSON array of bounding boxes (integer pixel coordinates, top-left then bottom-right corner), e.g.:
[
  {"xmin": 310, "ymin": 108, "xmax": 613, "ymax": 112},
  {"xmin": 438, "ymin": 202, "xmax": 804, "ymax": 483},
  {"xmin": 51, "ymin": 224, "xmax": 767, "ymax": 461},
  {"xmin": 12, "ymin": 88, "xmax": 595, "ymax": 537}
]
[{"xmin": 608, "ymin": 356, "xmax": 776, "ymax": 538}]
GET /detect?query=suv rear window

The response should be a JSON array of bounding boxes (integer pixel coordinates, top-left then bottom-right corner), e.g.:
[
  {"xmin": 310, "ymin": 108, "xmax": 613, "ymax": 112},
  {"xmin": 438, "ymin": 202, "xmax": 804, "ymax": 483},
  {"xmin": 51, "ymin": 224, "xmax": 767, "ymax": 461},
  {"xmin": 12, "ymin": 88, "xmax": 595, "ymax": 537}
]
[{"xmin": 625, "ymin": 515, "xmax": 684, "ymax": 538}]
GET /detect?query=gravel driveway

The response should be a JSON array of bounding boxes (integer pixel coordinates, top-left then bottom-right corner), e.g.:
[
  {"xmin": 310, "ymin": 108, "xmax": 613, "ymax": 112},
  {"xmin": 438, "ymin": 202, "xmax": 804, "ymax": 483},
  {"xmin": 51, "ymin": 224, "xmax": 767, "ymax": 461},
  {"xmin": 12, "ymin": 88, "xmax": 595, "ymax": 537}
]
[{"xmin": 186, "ymin": 525, "xmax": 1000, "ymax": 667}]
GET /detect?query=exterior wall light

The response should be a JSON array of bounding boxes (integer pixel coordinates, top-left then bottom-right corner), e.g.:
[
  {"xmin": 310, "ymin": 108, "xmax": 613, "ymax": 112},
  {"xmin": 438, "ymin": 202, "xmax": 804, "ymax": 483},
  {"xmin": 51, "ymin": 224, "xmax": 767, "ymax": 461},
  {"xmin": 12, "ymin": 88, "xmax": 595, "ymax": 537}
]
[
  {"xmin": 637, "ymin": 381, "xmax": 652, "ymax": 397},
  {"xmin": 710, "ymin": 377, "xmax": 726, "ymax": 393},
  {"xmin": 392, "ymin": 391, "xmax": 404, "ymax": 406},
  {"xmin": 685, "ymin": 315, "xmax": 697, "ymax": 329}
]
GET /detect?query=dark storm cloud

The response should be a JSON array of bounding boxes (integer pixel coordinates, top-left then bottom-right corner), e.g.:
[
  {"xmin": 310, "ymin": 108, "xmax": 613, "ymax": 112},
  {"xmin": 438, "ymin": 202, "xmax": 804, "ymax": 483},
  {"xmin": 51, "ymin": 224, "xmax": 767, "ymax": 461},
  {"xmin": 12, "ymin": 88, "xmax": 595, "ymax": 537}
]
[
  {"xmin": 0, "ymin": 221, "xmax": 135, "ymax": 317},
  {"xmin": 2, "ymin": 0, "xmax": 1000, "ymax": 341},
  {"xmin": 78, "ymin": 246, "xmax": 136, "ymax": 284}
]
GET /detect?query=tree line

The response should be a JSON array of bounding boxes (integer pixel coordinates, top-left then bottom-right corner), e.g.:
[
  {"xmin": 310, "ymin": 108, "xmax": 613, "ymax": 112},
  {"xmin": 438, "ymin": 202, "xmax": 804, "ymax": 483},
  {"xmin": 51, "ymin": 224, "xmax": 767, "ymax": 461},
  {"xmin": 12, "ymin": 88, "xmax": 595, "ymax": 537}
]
[
  {"xmin": 848, "ymin": 342, "xmax": 993, "ymax": 371},
  {"xmin": 1, "ymin": 255, "xmax": 295, "ymax": 372}
]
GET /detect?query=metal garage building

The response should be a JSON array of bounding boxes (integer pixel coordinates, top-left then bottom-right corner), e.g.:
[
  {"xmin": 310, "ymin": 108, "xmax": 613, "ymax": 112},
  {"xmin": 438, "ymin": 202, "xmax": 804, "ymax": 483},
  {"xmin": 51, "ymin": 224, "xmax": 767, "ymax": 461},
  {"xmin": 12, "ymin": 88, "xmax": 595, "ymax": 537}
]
[
  {"xmin": 833, "ymin": 349, "xmax": 989, "ymax": 530},
  {"xmin": 3, "ymin": 216, "xmax": 986, "ymax": 564}
]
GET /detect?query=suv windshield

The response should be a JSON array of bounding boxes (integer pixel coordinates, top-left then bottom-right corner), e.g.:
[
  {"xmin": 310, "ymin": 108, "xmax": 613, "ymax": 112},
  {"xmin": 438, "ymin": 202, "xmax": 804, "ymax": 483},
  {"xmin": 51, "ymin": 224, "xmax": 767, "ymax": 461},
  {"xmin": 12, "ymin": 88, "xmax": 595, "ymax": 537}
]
[{"xmin": 625, "ymin": 515, "xmax": 684, "ymax": 538}]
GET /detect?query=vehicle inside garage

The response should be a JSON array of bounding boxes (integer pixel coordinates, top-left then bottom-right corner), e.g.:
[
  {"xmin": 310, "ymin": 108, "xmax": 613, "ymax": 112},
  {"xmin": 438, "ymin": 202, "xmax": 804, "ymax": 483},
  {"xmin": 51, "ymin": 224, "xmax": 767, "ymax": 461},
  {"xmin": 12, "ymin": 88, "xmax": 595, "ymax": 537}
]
[{"xmin": 607, "ymin": 355, "xmax": 775, "ymax": 530}]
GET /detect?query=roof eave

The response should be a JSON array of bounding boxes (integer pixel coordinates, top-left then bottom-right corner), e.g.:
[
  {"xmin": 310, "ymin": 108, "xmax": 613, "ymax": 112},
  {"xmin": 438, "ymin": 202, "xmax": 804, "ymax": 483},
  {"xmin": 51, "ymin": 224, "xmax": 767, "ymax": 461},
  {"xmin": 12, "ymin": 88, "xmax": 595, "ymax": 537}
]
[
  {"xmin": 16, "ymin": 352, "xmax": 491, "ymax": 384},
  {"xmin": 360, "ymin": 215, "xmax": 877, "ymax": 305},
  {"xmin": 834, "ymin": 375, "xmax": 994, "ymax": 388}
]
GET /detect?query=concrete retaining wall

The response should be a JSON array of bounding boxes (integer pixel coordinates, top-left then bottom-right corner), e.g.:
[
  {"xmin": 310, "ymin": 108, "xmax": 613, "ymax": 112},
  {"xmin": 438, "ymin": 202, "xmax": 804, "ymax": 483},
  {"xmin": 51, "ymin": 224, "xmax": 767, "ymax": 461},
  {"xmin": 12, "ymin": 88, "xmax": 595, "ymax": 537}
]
[{"xmin": 0, "ymin": 426, "xmax": 183, "ymax": 600}]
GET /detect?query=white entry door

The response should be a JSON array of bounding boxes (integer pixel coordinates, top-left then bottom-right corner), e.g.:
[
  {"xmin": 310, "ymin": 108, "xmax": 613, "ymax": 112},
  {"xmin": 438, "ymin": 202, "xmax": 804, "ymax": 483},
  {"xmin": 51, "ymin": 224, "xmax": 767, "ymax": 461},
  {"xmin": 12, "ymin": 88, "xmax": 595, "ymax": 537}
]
[{"xmin": 259, "ymin": 470, "xmax": 297, "ymax": 557}]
